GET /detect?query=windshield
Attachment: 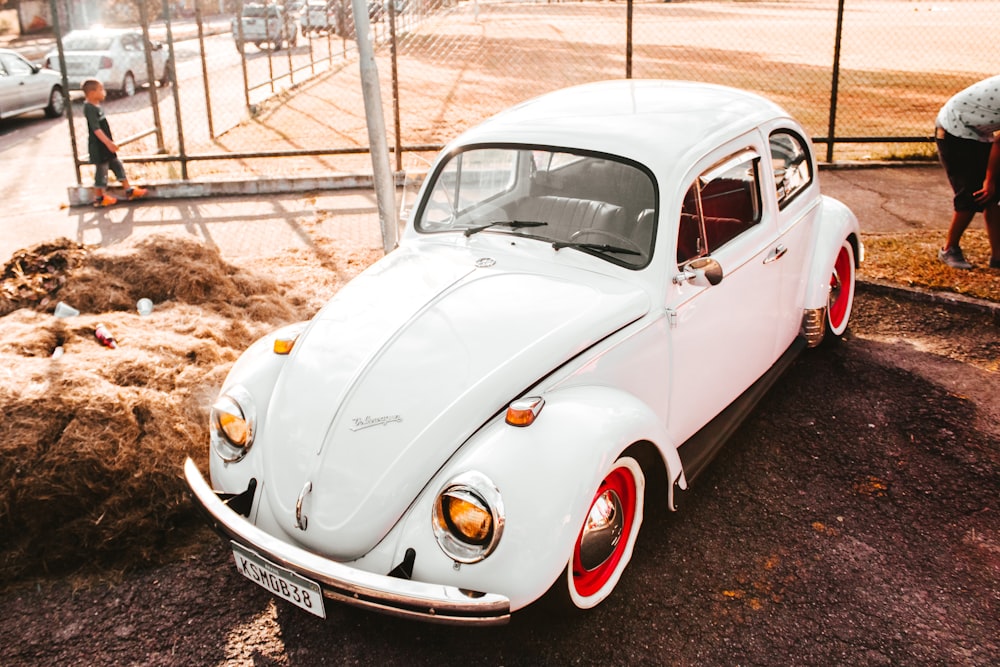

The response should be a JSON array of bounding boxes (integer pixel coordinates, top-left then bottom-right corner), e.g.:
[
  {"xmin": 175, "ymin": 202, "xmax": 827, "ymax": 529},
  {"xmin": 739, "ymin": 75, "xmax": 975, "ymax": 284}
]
[{"xmin": 415, "ymin": 147, "xmax": 657, "ymax": 268}]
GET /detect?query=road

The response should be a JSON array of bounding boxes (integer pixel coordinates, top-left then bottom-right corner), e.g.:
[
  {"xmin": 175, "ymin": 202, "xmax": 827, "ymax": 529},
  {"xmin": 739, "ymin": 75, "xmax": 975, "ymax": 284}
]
[{"xmin": 0, "ymin": 24, "xmax": 359, "ymax": 249}]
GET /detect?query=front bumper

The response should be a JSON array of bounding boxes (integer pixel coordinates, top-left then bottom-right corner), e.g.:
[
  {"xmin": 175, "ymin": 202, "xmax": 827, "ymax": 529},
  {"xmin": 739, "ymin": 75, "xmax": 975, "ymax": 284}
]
[{"xmin": 184, "ymin": 458, "xmax": 511, "ymax": 625}]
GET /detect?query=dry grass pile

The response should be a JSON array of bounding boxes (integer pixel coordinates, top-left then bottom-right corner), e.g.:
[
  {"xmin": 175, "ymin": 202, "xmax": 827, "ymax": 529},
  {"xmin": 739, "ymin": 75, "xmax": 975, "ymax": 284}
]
[
  {"xmin": 0, "ymin": 236, "xmax": 319, "ymax": 582},
  {"xmin": 860, "ymin": 229, "xmax": 999, "ymax": 303}
]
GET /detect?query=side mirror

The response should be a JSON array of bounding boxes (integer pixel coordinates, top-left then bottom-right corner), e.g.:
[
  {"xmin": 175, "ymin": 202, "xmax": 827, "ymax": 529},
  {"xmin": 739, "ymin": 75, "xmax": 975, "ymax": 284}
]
[{"xmin": 673, "ymin": 256, "xmax": 724, "ymax": 287}]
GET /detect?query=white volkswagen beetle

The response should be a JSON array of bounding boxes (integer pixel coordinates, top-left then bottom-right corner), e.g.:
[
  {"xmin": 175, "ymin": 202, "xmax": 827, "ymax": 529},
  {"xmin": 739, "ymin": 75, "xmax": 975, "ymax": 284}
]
[{"xmin": 185, "ymin": 80, "xmax": 861, "ymax": 625}]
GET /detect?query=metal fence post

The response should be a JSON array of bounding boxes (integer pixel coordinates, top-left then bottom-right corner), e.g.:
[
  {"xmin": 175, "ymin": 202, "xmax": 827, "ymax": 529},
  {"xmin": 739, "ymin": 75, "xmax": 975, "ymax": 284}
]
[
  {"xmin": 162, "ymin": 0, "xmax": 188, "ymax": 179},
  {"xmin": 138, "ymin": 1, "xmax": 166, "ymax": 153},
  {"xmin": 826, "ymin": 0, "xmax": 846, "ymax": 163},
  {"xmin": 236, "ymin": 0, "xmax": 252, "ymax": 110},
  {"xmin": 351, "ymin": 0, "xmax": 398, "ymax": 252},
  {"xmin": 196, "ymin": 0, "xmax": 216, "ymax": 139},
  {"xmin": 626, "ymin": 0, "xmax": 633, "ymax": 79},
  {"xmin": 389, "ymin": 0, "xmax": 402, "ymax": 173},
  {"xmin": 49, "ymin": 0, "xmax": 81, "ymax": 185}
]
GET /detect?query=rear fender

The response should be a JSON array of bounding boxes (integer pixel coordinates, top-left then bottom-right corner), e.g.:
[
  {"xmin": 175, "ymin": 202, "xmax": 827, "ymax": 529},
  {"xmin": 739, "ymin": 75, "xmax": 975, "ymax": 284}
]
[{"xmin": 802, "ymin": 195, "xmax": 862, "ymax": 310}]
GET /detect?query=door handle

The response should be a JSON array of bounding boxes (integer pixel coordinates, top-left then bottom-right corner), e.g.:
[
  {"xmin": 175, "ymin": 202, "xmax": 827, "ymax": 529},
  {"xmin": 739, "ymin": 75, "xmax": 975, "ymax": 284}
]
[{"xmin": 764, "ymin": 244, "xmax": 788, "ymax": 264}]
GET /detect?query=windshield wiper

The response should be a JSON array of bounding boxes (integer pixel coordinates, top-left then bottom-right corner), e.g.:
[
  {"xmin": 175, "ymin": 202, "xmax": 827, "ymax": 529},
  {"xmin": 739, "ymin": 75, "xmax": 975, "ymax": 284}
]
[
  {"xmin": 551, "ymin": 241, "xmax": 641, "ymax": 256},
  {"xmin": 464, "ymin": 220, "xmax": 548, "ymax": 237}
]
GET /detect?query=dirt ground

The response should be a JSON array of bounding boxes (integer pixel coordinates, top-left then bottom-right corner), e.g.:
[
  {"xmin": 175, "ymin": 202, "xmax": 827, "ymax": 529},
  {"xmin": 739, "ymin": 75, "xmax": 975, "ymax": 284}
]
[{"xmin": 0, "ymin": 248, "xmax": 996, "ymax": 665}]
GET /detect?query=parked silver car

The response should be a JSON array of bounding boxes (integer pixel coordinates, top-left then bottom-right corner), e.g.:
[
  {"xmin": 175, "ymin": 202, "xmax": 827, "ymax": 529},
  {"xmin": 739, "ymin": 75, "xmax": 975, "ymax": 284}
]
[
  {"xmin": 43, "ymin": 28, "xmax": 169, "ymax": 98},
  {"xmin": 233, "ymin": 3, "xmax": 299, "ymax": 51},
  {"xmin": 0, "ymin": 48, "xmax": 65, "ymax": 119}
]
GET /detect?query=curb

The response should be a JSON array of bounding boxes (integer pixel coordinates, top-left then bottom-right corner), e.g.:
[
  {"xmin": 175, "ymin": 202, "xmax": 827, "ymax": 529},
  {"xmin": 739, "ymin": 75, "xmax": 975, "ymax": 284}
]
[
  {"xmin": 857, "ymin": 279, "xmax": 1000, "ymax": 322},
  {"xmin": 65, "ymin": 172, "xmax": 421, "ymax": 207}
]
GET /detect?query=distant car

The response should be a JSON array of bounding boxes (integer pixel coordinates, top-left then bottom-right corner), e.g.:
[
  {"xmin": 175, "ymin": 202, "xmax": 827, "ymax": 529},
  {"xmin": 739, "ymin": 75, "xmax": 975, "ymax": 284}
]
[
  {"xmin": 185, "ymin": 80, "xmax": 862, "ymax": 625},
  {"xmin": 300, "ymin": 1, "xmax": 336, "ymax": 36},
  {"xmin": 233, "ymin": 3, "xmax": 299, "ymax": 51},
  {"xmin": 43, "ymin": 29, "xmax": 169, "ymax": 98},
  {"xmin": 0, "ymin": 48, "xmax": 65, "ymax": 119}
]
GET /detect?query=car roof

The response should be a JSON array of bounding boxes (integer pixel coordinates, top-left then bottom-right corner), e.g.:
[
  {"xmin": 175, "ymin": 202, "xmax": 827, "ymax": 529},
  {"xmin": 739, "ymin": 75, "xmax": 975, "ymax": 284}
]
[
  {"xmin": 63, "ymin": 28, "xmax": 136, "ymax": 37},
  {"xmin": 450, "ymin": 79, "xmax": 794, "ymax": 174}
]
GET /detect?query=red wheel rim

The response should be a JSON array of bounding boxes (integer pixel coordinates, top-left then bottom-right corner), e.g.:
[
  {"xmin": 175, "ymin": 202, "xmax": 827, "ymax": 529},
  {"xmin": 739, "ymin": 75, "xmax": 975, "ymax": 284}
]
[
  {"xmin": 829, "ymin": 245, "xmax": 853, "ymax": 330},
  {"xmin": 571, "ymin": 466, "xmax": 637, "ymax": 598}
]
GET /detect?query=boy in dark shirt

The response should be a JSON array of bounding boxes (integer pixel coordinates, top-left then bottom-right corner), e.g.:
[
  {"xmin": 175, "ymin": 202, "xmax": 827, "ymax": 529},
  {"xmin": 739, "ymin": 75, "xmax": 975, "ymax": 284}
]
[{"xmin": 82, "ymin": 79, "xmax": 147, "ymax": 207}]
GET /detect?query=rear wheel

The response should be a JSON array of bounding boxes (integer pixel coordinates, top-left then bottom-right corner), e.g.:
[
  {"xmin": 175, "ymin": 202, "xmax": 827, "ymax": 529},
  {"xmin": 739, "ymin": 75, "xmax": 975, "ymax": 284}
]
[
  {"xmin": 826, "ymin": 239, "xmax": 856, "ymax": 338},
  {"xmin": 159, "ymin": 62, "xmax": 172, "ymax": 87},
  {"xmin": 44, "ymin": 86, "xmax": 64, "ymax": 118},
  {"xmin": 121, "ymin": 72, "xmax": 136, "ymax": 97},
  {"xmin": 559, "ymin": 456, "xmax": 644, "ymax": 610}
]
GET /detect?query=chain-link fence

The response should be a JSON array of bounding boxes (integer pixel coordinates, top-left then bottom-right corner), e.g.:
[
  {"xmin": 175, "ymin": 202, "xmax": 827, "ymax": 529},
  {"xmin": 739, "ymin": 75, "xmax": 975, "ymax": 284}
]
[{"xmin": 48, "ymin": 0, "xmax": 1000, "ymax": 187}]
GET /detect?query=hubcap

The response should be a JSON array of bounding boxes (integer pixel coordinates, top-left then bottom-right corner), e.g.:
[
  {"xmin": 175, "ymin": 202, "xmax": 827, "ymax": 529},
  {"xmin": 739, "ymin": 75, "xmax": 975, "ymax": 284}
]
[
  {"xmin": 829, "ymin": 246, "xmax": 852, "ymax": 328},
  {"xmin": 578, "ymin": 489, "xmax": 624, "ymax": 571},
  {"xmin": 572, "ymin": 466, "xmax": 637, "ymax": 598}
]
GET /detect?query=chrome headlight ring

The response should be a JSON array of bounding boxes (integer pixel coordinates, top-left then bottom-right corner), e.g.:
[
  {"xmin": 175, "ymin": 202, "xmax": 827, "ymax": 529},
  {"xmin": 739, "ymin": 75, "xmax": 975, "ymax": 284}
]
[
  {"xmin": 210, "ymin": 385, "xmax": 257, "ymax": 463},
  {"xmin": 432, "ymin": 471, "xmax": 505, "ymax": 564}
]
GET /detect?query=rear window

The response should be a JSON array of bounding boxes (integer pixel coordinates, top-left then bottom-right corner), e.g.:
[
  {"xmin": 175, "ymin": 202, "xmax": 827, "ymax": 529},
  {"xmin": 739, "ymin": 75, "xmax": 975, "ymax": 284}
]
[
  {"xmin": 243, "ymin": 5, "xmax": 281, "ymax": 17},
  {"xmin": 63, "ymin": 34, "xmax": 116, "ymax": 50}
]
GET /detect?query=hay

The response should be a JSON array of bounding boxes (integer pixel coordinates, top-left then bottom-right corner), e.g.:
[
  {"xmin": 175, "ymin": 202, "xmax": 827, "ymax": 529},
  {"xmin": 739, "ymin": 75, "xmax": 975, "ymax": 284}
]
[{"xmin": 0, "ymin": 235, "xmax": 372, "ymax": 582}]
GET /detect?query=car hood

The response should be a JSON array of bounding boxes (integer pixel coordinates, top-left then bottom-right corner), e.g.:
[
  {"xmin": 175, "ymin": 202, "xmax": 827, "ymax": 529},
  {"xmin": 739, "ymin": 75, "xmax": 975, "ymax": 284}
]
[{"xmin": 259, "ymin": 246, "xmax": 649, "ymax": 559}]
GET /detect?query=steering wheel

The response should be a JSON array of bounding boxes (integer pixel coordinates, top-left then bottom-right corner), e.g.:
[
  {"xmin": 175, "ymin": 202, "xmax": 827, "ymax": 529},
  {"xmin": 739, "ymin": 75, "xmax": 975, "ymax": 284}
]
[{"xmin": 569, "ymin": 228, "xmax": 643, "ymax": 255}]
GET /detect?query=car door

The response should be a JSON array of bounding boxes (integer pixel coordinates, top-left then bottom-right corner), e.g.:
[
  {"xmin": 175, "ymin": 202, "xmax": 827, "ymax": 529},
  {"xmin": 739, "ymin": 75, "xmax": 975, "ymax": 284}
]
[
  {"xmin": 665, "ymin": 139, "xmax": 785, "ymax": 448},
  {"xmin": 118, "ymin": 34, "xmax": 144, "ymax": 85},
  {"xmin": 0, "ymin": 52, "xmax": 40, "ymax": 115},
  {"xmin": 0, "ymin": 55, "xmax": 15, "ymax": 116}
]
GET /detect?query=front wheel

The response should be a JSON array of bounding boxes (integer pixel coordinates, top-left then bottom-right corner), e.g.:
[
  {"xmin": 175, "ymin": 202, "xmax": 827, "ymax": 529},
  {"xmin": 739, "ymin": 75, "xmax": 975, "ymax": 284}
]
[
  {"xmin": 826, "ymin": 239, "xmax": 856, "ymax": 339},
  {"xmin": 44, "ymin": 86, "xmax": 64, "ymax": 117},
  {"xmin": 558, "ymin": 456, "xmax": 645, "ymax": 610},
  {"xmin": 159, "ymin": 62, "xmax": 172, "ymax": 87}
]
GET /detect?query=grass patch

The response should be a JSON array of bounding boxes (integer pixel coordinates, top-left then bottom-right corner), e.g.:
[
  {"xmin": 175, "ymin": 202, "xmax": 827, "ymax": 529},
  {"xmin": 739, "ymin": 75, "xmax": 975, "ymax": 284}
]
[{"xmin": 860, "ymin": 229, "xmax": 999, "ymax": 303}]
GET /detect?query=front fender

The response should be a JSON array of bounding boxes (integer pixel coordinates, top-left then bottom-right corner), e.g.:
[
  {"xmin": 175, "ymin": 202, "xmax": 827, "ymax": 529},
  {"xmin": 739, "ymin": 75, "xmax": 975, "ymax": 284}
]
[
  {"xmin": 392, "ymin": 384, "xmax": 683, "ymax": 612},
  {"xmin": 208, "ymin": 321, "xmax": 308, "ymax": 491},
  {"xmin": 803, "ymin": 195, "xmax": 862, "ymax": 310}
]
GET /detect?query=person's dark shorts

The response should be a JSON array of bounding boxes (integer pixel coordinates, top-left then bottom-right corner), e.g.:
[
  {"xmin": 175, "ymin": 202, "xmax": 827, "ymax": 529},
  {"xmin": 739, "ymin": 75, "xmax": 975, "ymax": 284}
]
[
  {"xmin": 936, "ymin": 128, "xmax": 997, "ymax": 212},
  {"xmin": 93, "ymin": 157, "xmax": 127, "ymax": 189}
]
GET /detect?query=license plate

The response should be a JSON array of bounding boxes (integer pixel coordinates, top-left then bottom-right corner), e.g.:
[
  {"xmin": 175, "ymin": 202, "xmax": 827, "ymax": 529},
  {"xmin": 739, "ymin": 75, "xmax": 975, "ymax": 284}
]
[{"xmin": 231, "ymin": 542, "xmax": 326, "ymax": 619}]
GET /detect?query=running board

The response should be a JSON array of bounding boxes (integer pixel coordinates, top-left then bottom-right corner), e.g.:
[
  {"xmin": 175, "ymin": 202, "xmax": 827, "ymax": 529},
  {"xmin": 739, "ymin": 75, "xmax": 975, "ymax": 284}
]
[{"xmin": 677, "ymin": 336, "xmax": 807, "ymax": 487}]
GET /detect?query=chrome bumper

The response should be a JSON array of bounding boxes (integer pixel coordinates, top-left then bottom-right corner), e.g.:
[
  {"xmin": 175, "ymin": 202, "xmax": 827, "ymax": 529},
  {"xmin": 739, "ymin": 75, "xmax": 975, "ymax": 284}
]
[{"xmin": 183, "ymin": 458, "xmax": 511, "ymax": 625}]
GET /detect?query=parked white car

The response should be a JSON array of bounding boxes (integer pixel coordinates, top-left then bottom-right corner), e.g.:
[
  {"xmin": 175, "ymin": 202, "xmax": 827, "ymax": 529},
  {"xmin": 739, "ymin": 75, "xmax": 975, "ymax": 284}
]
[
  {"xmin": 233, "ymin": 2, "xmax": 299, "ymax": 51},
  {"xmin": 185, "ymin": 80, "xmax": 861, "ymax": 625},
  {"xmin": 0, "ymin": 48, "xmax": 65, "ymax": 119},
  {"xmin": 300, "ymin": 0, "xmax": 336, "ymax": 36},
  {"xmin": 43, "ymin": 28, "xmax": 169, "ymax": 97}
]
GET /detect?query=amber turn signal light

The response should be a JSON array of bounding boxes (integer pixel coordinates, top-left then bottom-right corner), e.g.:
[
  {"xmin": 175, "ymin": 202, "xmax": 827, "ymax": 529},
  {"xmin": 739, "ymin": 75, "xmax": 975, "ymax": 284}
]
[
  {"xmin": 505, "ymin": 396, "xmax": 545, "ymax": 427},
  {"xmin": 273, "ymin": 335, "xmax": 298, "ymax": 355}
]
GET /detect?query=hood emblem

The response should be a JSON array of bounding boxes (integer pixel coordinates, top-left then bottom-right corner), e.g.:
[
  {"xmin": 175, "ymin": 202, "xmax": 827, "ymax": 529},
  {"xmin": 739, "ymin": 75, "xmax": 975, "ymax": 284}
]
[
  {"xmin": 350, "ymin": 415, "xmax": 403, "ymax": 431},
  {"xmin": 475, "ymin": 257, "xmax": 496, "ymax": 268}
]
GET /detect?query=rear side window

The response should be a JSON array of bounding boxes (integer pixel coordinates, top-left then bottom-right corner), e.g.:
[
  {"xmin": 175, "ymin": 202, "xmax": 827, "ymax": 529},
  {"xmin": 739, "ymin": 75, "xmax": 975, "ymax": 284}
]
[
  {"xmin": 770, "ymin": 131, "xmax": 812, "ymax": 208},
  {"xmin": 677, "ymin": 150, "xmax": 762, "ymax": 264}
]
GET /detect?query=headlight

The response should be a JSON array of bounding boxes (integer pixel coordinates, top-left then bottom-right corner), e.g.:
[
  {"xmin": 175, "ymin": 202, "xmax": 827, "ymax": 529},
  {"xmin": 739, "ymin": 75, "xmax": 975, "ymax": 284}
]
[
  {"xmin": 432, "ymin": 471, "xmax": 504, "ymax": 564},
  {"xmin": 210, "ymin": 385, "xmax": 256, "ymax": 462}
]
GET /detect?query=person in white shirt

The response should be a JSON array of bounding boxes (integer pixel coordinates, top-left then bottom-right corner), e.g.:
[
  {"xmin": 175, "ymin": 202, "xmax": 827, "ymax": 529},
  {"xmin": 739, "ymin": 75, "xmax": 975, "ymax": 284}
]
[{"xmin": 935, "ymin": 74, "xmax": 1000, "ymax": 270}]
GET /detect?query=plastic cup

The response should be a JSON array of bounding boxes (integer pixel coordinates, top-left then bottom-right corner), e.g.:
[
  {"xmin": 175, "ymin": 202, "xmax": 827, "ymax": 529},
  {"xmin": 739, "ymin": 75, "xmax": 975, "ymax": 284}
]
[
  {"xmin": 54, "ymin": 301, "xmax": 80, "ymax": 318},
  {"xmin": 136, "ymin": 298, "xmax": 153, "ymax": 316}
]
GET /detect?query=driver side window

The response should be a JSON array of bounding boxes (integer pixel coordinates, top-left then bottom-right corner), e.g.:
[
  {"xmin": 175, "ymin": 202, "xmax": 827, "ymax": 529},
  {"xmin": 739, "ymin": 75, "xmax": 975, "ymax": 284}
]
[{"xmin": 677, "ymin": 151, "xmax": 762, "ymax": 264}]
